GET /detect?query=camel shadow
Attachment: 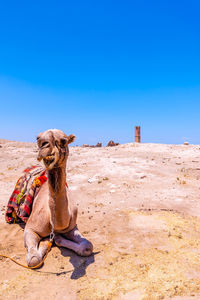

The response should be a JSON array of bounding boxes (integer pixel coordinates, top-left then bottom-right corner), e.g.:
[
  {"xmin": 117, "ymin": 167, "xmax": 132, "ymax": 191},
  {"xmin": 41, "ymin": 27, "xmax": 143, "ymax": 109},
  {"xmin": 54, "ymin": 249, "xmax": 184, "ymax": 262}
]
[{"xmin": 57, "ymin": 247, "xmax": 99, "ymax": 279}]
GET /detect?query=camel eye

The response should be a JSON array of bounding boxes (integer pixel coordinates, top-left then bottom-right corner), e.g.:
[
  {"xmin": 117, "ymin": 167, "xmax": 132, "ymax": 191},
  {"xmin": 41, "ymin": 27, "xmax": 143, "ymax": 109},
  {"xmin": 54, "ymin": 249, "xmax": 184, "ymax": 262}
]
[
  {"xmin": 41, "ymin": 141, "xmax": 49, "ymax": 148},
  {"xmin": 60, "ymin": 138, "xmax": 67, "ymax": 148}
]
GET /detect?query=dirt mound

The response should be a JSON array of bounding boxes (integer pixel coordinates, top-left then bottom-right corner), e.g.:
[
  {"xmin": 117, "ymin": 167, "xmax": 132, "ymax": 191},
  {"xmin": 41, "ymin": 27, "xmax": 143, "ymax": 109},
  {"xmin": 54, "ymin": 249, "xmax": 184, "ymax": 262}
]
[{"xmin": 1, "ymin": 141, "xmax": 200, "ymax": 299}]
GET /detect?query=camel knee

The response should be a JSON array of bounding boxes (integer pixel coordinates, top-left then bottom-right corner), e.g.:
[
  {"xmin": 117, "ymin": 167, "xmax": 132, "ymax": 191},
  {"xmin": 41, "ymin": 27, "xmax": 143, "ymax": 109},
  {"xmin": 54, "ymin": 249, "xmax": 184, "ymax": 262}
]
[
  {"xmin": 24, "ymin": 228, "xmax": 43, "ymax": 267},
  {"xmin": 24, "ymin": 228, "xmax": 40, "ymax": 249},
  {"xmin": 77, "ymin": 239, "xmax": 93, "ymax": 257},
  {"xmin": 26, "ymin": 247, "xmax": 42, "ymax": 267}
]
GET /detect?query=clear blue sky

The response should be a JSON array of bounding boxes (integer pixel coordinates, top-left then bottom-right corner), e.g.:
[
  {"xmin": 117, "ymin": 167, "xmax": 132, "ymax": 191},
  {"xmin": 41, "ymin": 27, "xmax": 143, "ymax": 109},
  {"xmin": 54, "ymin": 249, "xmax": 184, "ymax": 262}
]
[{"xmin": 0, "ymin": 0, "xmax": 200, "ymax": 145}]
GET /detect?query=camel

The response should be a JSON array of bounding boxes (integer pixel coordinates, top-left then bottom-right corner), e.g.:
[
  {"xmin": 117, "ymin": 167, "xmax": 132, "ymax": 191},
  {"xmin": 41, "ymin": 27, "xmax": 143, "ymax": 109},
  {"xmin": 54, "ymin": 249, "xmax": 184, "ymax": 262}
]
[{"xmin": 24, "ymin": 129, "xmax": 93, "ymax": 267}]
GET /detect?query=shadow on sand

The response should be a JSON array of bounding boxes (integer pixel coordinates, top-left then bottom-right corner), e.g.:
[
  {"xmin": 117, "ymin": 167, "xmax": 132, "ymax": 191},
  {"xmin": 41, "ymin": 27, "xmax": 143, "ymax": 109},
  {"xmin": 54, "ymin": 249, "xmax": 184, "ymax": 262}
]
[
  {"xmin": 59, "ymin": 247, "xmax": 99, "ymax": 279},
  {"xmin": 35, "ymin": 246, "xmax": 99, "ymax": 279}
]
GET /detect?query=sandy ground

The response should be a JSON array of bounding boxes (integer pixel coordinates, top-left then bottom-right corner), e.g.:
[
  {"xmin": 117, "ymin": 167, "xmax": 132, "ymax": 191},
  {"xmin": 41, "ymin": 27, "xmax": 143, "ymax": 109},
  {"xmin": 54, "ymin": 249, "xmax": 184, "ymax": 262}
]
[{"xmin": 0, "ymin": 140, "xmax": 200, "ymax": 299}]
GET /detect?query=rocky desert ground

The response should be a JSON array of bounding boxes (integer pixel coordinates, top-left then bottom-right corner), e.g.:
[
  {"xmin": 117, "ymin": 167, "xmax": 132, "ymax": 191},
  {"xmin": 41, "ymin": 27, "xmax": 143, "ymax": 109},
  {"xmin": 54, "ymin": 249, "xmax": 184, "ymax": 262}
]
[{"xmin": 1, "ymin": 139, "xmax": 200, "ymax": 300}]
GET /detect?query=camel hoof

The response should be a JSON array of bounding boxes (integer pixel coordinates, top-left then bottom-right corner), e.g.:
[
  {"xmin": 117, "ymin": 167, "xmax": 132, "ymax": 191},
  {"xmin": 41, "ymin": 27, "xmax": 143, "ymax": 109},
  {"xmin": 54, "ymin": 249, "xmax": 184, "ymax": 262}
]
[
  {"xmin": 26, "ymin": 249, "xmax": 42, "ymax": 267},
  {"xmin": 78, "ymin": 240, "xmax": 93, "ymax": 257}
]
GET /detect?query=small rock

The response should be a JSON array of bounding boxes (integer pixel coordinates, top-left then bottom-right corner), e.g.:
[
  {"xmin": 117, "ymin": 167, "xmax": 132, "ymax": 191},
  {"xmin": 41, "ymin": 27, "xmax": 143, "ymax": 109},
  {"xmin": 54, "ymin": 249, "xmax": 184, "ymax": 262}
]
[
  {"xmin": 88, "ymin": 175, "xmax": 99, "ymax": 183},
  {"xmin": 184, "ymin": 141, "xmax": 189, "ymax": 145}
]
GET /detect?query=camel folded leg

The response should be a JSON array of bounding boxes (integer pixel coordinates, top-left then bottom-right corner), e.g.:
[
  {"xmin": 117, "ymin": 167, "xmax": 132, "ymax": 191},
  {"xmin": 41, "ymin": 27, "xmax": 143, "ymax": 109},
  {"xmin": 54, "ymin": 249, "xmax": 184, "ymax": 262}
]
[
  {"xmin": 24, "ymin": 229, "xmax": 49, "ymax": 267},
  {"xmin": 54, "ymin": 226, "xmax": 93, "ymax": 257}
]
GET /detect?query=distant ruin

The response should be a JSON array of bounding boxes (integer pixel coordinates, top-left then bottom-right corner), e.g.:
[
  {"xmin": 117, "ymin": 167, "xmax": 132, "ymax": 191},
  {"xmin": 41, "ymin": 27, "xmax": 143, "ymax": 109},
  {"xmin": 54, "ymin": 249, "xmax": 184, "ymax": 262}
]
[
  {"xmin": 82, "ymin": 142, "xmax": 102, "ymax": 148},
  {"xmin": 106, "ymin": 140, "xmax": 120, "ymax": 147},
  {"xmin": 82, "ymin": 141, "xmax": 120, "ymax": 147},
  {"xmin": 135, "ymin": 126, "xmax": 141, "ymax": 143}
]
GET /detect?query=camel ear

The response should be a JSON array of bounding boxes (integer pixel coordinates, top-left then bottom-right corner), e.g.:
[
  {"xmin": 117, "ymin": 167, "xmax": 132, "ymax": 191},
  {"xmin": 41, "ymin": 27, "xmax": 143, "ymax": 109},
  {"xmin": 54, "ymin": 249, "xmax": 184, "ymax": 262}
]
[{"xmin": 67, "ymin": 134, "xmax": 76, "ymax": 144}]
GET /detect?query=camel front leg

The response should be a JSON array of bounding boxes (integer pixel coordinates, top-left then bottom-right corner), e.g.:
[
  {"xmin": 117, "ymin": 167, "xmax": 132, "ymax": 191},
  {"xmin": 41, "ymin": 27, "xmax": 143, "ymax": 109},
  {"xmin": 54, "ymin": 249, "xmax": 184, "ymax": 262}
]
[
  {"xmin": 54, "ymin": 226, "xmax": 93, "ymax": 257},
  {"xmin": 24, "ymin": 228, "xmax": 47, "ymax": 267}
]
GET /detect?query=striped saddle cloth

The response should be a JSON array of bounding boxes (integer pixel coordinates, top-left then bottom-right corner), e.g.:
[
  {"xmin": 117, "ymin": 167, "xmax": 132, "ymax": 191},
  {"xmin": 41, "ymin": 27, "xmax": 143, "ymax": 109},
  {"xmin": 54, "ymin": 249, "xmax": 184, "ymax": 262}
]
[{"xmin": 5, "ymin": 165, "xmax": 47, "ymax": 223}]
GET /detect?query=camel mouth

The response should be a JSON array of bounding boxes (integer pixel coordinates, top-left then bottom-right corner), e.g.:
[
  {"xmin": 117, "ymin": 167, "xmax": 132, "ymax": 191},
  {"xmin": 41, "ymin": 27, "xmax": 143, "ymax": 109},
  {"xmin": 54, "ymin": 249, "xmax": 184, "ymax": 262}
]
[{"xmin": 43, "ymin": 155, "xmax": 55, "ymax": 168}]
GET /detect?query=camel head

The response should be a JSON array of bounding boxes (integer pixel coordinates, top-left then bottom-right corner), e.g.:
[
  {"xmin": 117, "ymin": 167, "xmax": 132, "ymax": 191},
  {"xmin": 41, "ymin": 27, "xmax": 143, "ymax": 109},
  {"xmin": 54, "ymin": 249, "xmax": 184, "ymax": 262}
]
[{"xmin": 37, "ymin": 129, "xmax": 75, "ymax": 170}]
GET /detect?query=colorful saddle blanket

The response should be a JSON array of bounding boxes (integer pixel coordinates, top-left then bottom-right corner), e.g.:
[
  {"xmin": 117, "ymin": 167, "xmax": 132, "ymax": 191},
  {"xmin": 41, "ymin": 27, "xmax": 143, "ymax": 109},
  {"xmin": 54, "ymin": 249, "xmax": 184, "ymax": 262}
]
[{"xmin": 5, "ymin": 165, "xmax": 47, "ymax": 224}]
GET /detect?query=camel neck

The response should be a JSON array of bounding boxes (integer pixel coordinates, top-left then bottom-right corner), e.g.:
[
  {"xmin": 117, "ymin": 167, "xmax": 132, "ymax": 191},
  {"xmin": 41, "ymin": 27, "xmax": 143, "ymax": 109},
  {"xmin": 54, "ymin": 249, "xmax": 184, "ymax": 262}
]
[
  {"xmin": 47, "ymin": 164, "xmax": 70, "ymax": 231},
  {"xmin": 47, "ymin": 166, "xmax": 67, "ymax": 199}
]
